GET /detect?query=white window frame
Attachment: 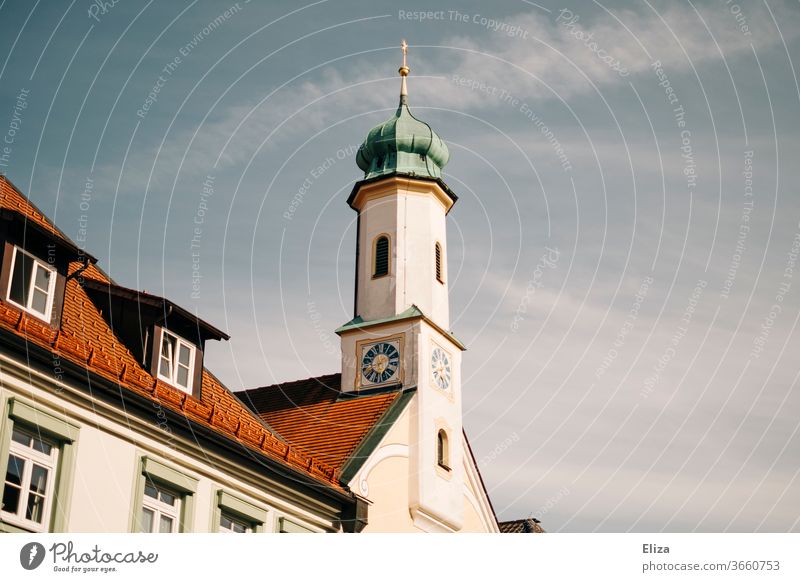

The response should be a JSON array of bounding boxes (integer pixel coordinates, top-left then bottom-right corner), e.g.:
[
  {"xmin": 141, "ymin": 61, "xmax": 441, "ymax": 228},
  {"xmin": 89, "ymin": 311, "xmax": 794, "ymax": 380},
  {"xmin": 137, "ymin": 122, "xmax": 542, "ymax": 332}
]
[
  {"xmin": 1, "ymin": 426, "xmax": 59, "ymax": 533},
  {"xmin": 219, "ymin": 511, "xmax": 251, "ymax": 533},
  {"xmin": 157, "ymin": 329, "xmax": 195, "ymax": 393},
  {"xmin": 140, "ymin": 480, "xmax": 181, "ymax": 533},
  {"xmin": 6, "ymin": 246, "xmax": 57, "ymax": 322}
]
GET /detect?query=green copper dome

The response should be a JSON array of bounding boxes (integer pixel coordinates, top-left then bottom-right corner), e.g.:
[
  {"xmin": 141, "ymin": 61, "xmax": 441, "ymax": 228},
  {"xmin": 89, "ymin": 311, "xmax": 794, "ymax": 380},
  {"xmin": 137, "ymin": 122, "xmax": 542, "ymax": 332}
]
[
  {"xmin": 357, "ymin": 42, "xmax": 450, "ymax": 180},
  {"xmin": 356, "ymin": 98, "xmax": 449, "ymax": 180},
  {"xmin": 356, "ymin": 99, "xmax": 449, "ymax": 180}
]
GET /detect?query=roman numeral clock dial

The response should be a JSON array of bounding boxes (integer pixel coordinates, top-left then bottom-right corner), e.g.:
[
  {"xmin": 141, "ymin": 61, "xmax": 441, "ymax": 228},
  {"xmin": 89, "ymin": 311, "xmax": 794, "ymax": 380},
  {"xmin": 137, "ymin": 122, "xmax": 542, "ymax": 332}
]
[
  {"xmin": 430, "ymin": 346, "xmax": 452, "ymax": 391},
  {"xmin": 360, "ymin": 340, "xmax": 401, "ymax": 387}
]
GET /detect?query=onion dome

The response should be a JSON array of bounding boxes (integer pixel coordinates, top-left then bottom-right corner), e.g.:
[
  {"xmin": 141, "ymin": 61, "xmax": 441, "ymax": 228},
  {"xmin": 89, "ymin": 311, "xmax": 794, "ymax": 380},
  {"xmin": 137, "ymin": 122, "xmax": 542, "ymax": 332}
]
[{"xmin": 356, "ymin": 41, "xmax": 450, "ymax": 180}]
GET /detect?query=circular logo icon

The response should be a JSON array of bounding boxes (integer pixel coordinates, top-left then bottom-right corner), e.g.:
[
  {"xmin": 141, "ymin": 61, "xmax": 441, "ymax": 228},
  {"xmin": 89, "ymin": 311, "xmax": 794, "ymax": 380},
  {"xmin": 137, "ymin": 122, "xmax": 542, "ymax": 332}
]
[{"xmin": 19, "ymin": 542, "xmax": 46, "ymax": 570}]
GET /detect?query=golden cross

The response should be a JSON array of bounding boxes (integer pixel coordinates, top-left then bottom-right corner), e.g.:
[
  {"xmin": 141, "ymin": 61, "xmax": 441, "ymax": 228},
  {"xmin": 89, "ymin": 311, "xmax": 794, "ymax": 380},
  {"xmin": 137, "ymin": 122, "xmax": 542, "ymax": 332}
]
[{"xmin": 401, "ymin": 39, "xmax": 408, "ymax": 68}]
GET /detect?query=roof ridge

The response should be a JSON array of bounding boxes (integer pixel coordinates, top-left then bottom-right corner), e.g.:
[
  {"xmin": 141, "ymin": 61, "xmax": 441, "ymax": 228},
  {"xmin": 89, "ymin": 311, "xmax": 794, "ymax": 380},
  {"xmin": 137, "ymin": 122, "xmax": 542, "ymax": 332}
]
[
  {"xmin": 241, "ymin": 371, "xmax": 342, "ymax": 394},
  {"xmin": 0, "ymin": 174, "xmax": 116, "ymax": 284}
]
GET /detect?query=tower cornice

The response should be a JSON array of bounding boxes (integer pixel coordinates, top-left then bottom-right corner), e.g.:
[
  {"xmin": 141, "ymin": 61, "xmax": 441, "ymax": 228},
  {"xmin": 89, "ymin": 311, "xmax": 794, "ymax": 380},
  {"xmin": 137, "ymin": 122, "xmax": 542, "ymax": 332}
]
[{"xmin": 347, "ymin": 173, "xmax": 458, "ymax": 214}]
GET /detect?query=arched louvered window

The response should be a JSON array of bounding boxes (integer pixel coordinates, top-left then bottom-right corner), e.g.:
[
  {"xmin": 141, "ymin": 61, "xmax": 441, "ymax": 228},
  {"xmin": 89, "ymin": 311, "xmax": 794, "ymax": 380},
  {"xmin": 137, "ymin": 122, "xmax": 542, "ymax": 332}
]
[
  {"xmin": 435, "ymin": 242, "xmax": 444, "ymax": 283},
  {"xmin": 373, "ymin": 235, "xmax": 390, "ymax": 278},
  {"xmin": 437, "ymin": 429, "xmax": 450, "ymax": 470}
]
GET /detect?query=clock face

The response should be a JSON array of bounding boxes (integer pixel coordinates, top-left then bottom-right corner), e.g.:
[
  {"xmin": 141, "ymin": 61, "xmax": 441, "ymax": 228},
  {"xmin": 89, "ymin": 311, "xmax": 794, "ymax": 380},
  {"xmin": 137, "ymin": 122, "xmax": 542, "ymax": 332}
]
[
  {"xmin": 431, "ymin": 347, "xmax": 452, "ymax": 390},
  {"xmin": 361, "ymin": 341, "xmax": 401, "ymax": 386}
]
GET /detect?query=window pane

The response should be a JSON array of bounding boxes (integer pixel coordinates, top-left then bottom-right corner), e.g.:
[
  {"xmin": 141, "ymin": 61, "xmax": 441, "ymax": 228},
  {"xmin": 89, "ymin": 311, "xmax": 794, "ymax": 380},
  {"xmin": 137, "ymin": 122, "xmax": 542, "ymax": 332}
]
[
  {"xmin": 159, "ymin": 334, "xmax": 174, "ymax": 378},
  {"xmin": 158, "ymin": 356, "xmax": 172, "ymax": 379},
  {"xmin": 2, "ymin": 455, "xmax": 25, "ymax": 514},
  {"xmin": 220, "ymin": 513, "xmax": 247, "ymax": 533},
  {"xmin": 159, "ymin": 515, "xmax": 174, "ymax": 533},
  {"xmin": 5, "ymin": 454, "xmax": 25, "ymax": 487},
  {"xmin": 144, "ymin": 482, "xmax": 158, "ymax": 499},
  {"xmin": 26, "ymin": 493, "xmax": 46, "ymax": 523},
  {"xmin": 140, "ymin": 508, "xmax": 154, "ymax": 533},
  {"xmin": 33, "ymin": 264, "xmax": 51, "ymax": 292},
  {"xmin": 159, "ymin": 490, "xmax": 176, "ymax": 506},
  {"xmin": 178, "ymin": 344, "xmax": 191, "ymax": 367},
  {"xmin": 30, "ymin": 288, "xmax": 49, "ymax": 315},
  {"xmin": 29, "ymin": 464, "xmax": 49, "ymax": 495},
  {"xmin": 2, "ymin": 482, "xmax": 21, "ymax": 515},
  {"xmin": 176, "ymin": 365, "xmax": 189, "ymax": 388},
  {"xmin": 32, "ymin": 437, "xmax": 53, "ymax": 456},
  {"xmin": 9, "ymin": 250, "xmax": 31, "ymax": 305},
  {"xmin": 11, "ymin": 428, "xmax": 30, "ymax": 447}
]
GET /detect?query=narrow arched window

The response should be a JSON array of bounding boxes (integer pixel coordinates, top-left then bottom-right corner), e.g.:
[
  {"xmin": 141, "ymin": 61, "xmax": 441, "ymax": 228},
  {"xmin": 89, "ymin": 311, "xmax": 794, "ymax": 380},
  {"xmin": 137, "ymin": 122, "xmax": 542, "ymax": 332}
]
[
  {"xmin": 373, "ymin": 235, "xmax": 389, "ymax": 277},
  {"xmin": 437, "ymin": 429, "xmax": 450, "ymax": 470},
  {"xmin": 435, "ymin": 242, "xmax": 444, "ymax": 283}
]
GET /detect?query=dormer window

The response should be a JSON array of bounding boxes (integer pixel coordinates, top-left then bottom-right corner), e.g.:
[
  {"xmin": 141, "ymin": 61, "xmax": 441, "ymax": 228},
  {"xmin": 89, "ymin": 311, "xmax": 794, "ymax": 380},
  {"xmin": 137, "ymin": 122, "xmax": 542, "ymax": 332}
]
[
  {"xmin": 6, "ymin": 246, "xmax": 56, "ymax": 321},
  {"xmin": 157, "ymin": 329, "xmax": 195, "ymax": 393}
]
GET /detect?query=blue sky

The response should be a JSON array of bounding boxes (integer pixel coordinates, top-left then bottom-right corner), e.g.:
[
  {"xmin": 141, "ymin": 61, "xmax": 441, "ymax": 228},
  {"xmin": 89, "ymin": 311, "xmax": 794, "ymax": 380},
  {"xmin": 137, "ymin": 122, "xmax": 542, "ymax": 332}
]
[{"xmin": 1, "ymin": 0, "xmax": 799, "ymax": 532}]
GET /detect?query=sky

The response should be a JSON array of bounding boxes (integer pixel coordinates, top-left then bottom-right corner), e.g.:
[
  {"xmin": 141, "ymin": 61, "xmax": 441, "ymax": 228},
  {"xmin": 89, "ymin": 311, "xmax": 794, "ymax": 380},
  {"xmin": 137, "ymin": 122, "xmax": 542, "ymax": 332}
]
[{"xmin": 0, "ymin": 0, "xmax": 798, "ymax": 532}]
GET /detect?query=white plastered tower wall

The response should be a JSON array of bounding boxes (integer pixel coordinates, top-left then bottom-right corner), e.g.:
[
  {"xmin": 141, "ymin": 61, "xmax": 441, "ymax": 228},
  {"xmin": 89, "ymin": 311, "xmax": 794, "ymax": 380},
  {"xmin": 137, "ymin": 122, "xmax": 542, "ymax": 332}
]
[
  {"xmin": 340, "ymin": 175, "xmax": 467, "ymax": 529},
  {"xmin": 352, "ymin": 177, "xmax": 452, "ymax": 328}
]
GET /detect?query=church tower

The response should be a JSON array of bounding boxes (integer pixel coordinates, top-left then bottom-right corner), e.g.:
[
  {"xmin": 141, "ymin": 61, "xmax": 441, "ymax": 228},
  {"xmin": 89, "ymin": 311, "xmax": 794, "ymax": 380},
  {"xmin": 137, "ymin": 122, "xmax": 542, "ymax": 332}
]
[{"xmin": 336, "ymin": 42, "xmax": 465, "ymax": 531}]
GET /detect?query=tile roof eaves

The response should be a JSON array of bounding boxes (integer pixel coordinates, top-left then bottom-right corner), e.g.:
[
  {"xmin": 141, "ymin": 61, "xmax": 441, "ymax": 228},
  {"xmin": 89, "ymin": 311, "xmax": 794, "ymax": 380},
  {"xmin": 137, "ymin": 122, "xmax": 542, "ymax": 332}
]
[{"xmin": 0, "ymin": 302, "xmax": 344, "ymax": 491}]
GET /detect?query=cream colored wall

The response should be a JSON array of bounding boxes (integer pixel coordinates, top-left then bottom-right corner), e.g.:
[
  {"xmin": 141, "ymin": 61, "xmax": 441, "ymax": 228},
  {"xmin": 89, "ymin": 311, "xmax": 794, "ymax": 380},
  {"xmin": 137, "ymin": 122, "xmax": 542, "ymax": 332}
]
[
  {"xmin": 352, "ymin": 402, "xmax": 498, "ymax": 533},
  {"xmin": 0, "ymin": 354, "xmax": 339, "ymax": 533}
]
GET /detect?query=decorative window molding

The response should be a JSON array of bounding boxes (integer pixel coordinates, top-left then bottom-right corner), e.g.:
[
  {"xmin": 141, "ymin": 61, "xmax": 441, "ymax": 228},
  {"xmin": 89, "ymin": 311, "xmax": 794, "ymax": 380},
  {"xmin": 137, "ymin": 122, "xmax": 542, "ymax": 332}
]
[
  {"xmin": 276, "ymin": 515, "xmax": 316, "ymax": 533},
  {"xmin": 140, "ymin": 480, "xmax": 181, "ymax": 533},
  {"xmin": 156, "ymin": 328, "xmax": 196, "ymax": 394},
  {"xmin": 130, "ymin": 455, "xmax": 197, "ymax": 533},
  {"xmin": 435, "ymin": 242, "xmax": 444, "ymax": 284},
  {"xmin": 213, "ymin": 490, "xmax": 268, "ymax": 533},
  {"xmin": 372, "ymin": 234, "xmax": 390, "ymax": 278},
  {"xmin": 0, "ymin": 397, "xmax": 80, "ymax": 533},
  {"xmin": 5, "ymin": 246, "xmax": 57, "ymax": 322},
  {"xmin": 437, "ymin": 429, "xmax": 450, "ymax": 472}
]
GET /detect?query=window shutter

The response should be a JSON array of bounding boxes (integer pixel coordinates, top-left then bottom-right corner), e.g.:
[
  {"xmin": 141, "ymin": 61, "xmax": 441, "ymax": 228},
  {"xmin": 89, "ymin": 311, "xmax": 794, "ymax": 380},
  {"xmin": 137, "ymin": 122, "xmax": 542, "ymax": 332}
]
[
  {"xmin": 149, "ymin": 325, "xmax": 164, "ymax": 378},
  {"xmin": 49, "ymin": 273, "xmax": 66, "ymax": 330},
  {"xmin": 435, "ymin": 243, "xmax": 443, "ymax": 283},
  {"xmin": 192, "ymin": 344, "xmax": 204, "ymax": 399},
  {"xmin": 373, "ymin": 236, "xmax": 389, "ymax": 277}
]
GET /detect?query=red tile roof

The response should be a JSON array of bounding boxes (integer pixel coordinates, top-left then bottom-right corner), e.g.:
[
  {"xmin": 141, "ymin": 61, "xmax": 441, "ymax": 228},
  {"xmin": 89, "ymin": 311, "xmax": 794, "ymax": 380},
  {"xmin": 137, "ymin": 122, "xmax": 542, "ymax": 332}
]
[
  {"xmin": 238, "ymin": 373, "xmax": 400, "ymax": 471},
  {"xmin": 0, "ymin": 175, "xmax": 342, "ymax": 490}
]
